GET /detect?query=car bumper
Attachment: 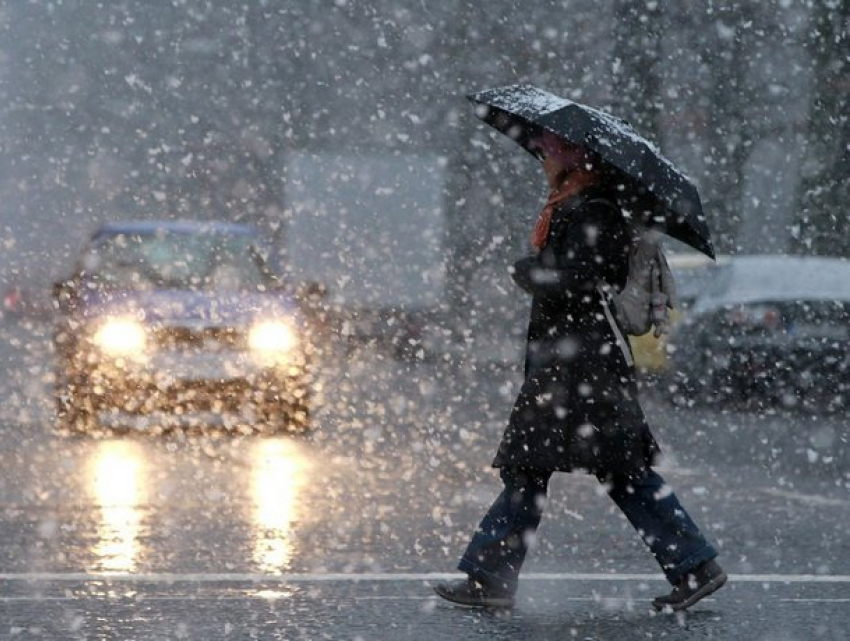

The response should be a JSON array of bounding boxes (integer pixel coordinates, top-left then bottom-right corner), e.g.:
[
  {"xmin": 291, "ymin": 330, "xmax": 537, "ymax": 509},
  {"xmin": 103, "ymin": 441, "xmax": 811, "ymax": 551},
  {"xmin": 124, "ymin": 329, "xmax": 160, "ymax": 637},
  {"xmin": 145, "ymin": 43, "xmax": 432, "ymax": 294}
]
[
  {"xmin": 711, "ymin": 342, "xmax": 849, "ymax": 390},
  {"xmin": 65, "ymin": 349, "xmax": 310, "ymax": 412}
]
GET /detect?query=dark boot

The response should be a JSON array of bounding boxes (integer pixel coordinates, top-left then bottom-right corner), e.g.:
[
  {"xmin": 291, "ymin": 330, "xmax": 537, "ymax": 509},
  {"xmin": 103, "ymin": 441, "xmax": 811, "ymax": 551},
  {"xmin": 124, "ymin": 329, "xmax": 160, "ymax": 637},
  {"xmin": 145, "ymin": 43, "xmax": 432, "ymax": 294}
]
[
  {"xmin": 652, "ymin": 560, "xmax": 727, "ymax": 612},
  {"xmin": 433, "ymin": 577, "xmax": 514, "ymax": 608}
]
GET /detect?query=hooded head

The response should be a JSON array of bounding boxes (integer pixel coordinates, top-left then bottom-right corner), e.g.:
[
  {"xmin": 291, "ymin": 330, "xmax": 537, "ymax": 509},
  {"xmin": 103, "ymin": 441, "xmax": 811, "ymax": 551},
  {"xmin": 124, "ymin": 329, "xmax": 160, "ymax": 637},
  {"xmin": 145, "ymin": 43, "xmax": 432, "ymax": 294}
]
[
  {"xmin": 530, "ymin": 130, "xmax": 589, "ymax": 166},
  {"xmin": 530, "ymin": 130, "xmax": 595, "ymax": 187}
]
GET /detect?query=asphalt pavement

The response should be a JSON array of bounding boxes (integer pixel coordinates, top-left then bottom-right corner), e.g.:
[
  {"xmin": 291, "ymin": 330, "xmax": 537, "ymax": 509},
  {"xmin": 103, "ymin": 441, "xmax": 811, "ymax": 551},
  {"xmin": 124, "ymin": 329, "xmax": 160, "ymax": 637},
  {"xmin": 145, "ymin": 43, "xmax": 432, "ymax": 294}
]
[
  {"xmin": 0, "ymin": 319, "xmax": 847, "ymax": 640},
  {"xmin": 2, "ymin": 574, "xmax": 848, "ymax": 640}
]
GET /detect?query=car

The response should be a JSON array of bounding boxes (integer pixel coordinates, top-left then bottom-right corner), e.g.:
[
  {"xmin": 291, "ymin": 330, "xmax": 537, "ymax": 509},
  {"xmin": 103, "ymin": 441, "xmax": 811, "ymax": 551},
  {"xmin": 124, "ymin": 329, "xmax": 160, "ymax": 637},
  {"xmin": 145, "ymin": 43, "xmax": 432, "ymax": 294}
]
[
  {"xmin": 665, "ymin": 255, "xmax": 850, "ymax": 411},
  {"xmin": 52, "ymin": 220, "xmax": 316, "ymax": 432},
  {"xmin": 2, "ymin": 284, "xmax": 53, "ymax": 320}
]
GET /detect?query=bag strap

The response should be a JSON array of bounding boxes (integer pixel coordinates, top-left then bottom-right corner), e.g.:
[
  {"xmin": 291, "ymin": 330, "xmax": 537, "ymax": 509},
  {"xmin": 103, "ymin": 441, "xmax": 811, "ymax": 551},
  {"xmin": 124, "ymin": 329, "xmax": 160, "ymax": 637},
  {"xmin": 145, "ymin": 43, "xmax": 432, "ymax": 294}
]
[
  {"xmin": 584, "ymin": 196, "xmax": 620, "ymax": 217},
  {"xmin": 597, "ymin": 285, "xmax": 635, "ymax": 367}
]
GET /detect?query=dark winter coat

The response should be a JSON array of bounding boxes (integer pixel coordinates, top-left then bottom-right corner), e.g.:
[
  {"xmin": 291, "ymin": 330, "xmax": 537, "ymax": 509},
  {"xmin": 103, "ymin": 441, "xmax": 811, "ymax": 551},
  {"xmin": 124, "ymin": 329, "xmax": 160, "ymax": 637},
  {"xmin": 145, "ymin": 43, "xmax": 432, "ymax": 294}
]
[{"xmin": 492, "ymin": 187, "xmax": 660, "ymax": 479}]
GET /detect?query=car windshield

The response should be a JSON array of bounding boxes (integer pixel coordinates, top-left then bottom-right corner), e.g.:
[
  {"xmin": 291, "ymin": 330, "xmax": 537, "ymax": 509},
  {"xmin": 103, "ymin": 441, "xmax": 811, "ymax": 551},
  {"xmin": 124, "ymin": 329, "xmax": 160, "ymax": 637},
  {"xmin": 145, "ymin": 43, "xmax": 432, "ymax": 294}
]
[
  {"xmin": 81, "ymin": 231, "xmax": 271, "ymax": 291},
  {"xmin": 671, "ymin": 263, "xmax": 723, "ymax": 309},
  {"xmin": 694, "ymin": 264, "xmax": 735, "ymax": 303}
]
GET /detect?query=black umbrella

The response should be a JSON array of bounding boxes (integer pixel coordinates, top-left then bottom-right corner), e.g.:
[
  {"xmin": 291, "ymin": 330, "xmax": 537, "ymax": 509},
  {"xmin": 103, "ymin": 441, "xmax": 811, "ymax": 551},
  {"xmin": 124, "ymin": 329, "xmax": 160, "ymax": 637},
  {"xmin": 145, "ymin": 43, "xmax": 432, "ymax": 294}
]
[{"xmin": 467, "ymin": 84, "xmax": 715, "ymax": 259}]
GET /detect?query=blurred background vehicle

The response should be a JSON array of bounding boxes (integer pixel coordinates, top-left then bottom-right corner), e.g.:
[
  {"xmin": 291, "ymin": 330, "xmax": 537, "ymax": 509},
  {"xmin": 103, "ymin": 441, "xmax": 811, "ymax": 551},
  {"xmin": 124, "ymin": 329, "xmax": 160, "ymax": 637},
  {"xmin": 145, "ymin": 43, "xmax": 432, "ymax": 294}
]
[
  {"xmin": 52, "ymin": 220, "xmax": 317, "ymax": 433},
  {"xmin": 629, "ymin": 252, "xmax": 724, "ymax": 374},
  {"xmin": 665, "ymin": 255, "xmax": 850, "ymax": 412},
  {"xmin": 283, "ymin": 152, "xmax": 448, "ymax": 361},
  {"xmin": 2, "ymin": 284, "xmax": 53, "ymax": 321}
]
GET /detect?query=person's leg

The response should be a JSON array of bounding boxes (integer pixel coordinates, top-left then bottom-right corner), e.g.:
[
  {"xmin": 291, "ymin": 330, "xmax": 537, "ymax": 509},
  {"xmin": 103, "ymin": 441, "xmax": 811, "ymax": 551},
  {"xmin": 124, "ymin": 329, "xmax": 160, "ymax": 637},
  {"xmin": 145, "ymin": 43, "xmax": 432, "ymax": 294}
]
[
  {"xmin": 457, "ymin": 466, "xmax": 551, "ymax": 594},
  {"xmin": 606, "ymin": 469, "xmax": 717, "ymax": 585}
]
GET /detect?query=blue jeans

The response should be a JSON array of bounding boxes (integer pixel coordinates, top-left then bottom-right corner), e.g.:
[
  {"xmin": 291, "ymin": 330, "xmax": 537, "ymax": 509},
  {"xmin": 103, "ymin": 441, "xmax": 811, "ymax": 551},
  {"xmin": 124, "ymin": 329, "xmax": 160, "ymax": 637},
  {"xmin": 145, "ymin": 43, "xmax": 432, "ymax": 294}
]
[{"xmin": 458, "ymin": 467, "xmax": 718, "ymax": 593}]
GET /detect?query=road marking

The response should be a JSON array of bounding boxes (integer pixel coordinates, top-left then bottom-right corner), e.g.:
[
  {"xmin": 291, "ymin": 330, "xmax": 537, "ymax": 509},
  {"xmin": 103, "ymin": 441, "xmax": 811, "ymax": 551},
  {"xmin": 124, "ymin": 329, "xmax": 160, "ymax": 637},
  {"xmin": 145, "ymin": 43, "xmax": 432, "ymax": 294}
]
[
  {"xmin": 760, "ymin": 487, "xmax": 848, "ymax": 507},
  {"xmin": 779, "ymin": 598, "xmax": 850, "ymax": 603},
  {"xmin": 0, "ymin": 572, "xmax": 849, "ymax": 583},
  {"xmin": 524, "ymin": 573, "xmax": 850, "ymax": 584},
  {"xmin": 355, "ymin": 596, "xmax": 661, "ymax": 602},
  {"xmin": 0, "ymin": 594, "xmax": 846, "ymax": 606}
]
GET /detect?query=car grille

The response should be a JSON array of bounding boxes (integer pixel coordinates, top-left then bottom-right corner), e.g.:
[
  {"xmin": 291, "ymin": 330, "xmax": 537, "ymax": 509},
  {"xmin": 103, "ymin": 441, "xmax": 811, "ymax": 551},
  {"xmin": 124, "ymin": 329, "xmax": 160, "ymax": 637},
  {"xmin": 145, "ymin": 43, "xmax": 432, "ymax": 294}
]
[{"xmin": 153, "ymin": 326, "xmax": 243, "ymax": 350}]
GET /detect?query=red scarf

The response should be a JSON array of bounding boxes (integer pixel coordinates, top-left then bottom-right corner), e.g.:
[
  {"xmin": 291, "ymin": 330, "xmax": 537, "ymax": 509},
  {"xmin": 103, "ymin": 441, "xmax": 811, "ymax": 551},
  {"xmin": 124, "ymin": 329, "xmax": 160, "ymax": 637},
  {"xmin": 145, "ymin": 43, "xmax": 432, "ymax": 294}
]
[{"xmin": 531, "ymin": 169, "xmax": 599, "ymax": 250}]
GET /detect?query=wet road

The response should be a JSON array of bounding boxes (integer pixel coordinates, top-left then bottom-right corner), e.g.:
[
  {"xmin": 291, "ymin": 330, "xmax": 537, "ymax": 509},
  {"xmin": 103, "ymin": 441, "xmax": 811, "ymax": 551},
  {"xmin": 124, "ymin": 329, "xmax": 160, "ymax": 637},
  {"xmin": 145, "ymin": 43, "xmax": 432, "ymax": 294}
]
[{"xmin": 0, "ymin": 319, "xmax": 847, "ymax": 639}]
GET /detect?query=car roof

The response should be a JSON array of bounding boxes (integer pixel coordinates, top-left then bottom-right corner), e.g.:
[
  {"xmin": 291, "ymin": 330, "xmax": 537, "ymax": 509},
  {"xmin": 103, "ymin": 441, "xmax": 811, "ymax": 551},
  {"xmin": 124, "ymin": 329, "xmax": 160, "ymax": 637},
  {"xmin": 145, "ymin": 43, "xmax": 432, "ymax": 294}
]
[
  {"xmin": 92, "ymin": 220, "xmax": 258, "ymax": 240},
  {"xmin": 694, "ymin": 254, "xmax": 850, "ymax": 309}
]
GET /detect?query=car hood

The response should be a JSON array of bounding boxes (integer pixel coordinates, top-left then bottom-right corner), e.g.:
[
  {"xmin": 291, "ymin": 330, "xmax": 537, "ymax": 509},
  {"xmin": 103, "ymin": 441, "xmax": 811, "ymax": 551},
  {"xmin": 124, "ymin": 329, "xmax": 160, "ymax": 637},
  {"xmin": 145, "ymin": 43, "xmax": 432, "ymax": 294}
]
[{"xmin": 78, "ymin": 289, "xmax": 301, "ymax": 326}]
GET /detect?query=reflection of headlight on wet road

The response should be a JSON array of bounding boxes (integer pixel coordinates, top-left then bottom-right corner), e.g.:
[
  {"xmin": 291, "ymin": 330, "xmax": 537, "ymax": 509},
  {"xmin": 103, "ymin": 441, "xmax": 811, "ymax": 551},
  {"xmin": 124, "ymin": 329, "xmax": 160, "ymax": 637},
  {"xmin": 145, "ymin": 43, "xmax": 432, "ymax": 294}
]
[
  {"xmin": 251, "ymin": 439, "xmax": 307, "ymax": 573},
  {"xmin": 248, "ymin": 321, "xmax": 297, "ymax": 354},
  {"xmin": 93, "ymin": 318, "xmax": 147, "ymax": 356},
  {"xmin": 89, "ymin": 440, "xmax": 147, "ymax": 574}
]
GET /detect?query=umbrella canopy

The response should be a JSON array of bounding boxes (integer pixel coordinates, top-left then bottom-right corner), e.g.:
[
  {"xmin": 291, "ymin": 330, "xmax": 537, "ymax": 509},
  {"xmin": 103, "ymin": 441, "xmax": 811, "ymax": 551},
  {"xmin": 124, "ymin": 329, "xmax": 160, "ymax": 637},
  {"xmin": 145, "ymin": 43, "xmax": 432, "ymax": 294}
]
[{"xmin": 468, "ymin": 84, "xmax": 715, "ymax": 259}]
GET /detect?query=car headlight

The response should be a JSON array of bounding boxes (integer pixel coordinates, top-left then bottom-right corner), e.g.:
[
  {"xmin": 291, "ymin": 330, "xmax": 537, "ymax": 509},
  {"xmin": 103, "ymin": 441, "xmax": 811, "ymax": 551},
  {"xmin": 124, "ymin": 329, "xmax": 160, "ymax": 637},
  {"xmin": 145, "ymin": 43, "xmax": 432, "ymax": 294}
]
[
  {"xmin": 92, "ymin": 318, "xmax": 148, "ymax": 356},
  {"xmin": 248, "ymin": 320, "xmax": 297, "ymax": 354}
]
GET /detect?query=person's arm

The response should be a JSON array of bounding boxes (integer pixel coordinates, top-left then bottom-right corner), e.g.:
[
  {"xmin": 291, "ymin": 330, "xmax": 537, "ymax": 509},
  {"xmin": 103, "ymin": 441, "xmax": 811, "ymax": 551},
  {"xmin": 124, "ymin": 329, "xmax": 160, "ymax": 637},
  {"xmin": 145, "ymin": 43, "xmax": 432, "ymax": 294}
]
[
  {"xmin": 510, "ymin": 201, "xmax": 628, "ymax": 299},
  {"xmin": 510, "ymin": 254, "xmax": 597, "ymax": 295}
]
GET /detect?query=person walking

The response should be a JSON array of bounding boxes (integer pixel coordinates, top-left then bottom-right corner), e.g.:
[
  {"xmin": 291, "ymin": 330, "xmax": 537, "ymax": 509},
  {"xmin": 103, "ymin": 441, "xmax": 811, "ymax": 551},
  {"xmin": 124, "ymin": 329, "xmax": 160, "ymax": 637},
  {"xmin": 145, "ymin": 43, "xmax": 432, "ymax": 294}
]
[{"xmin": 434, "ymin": 125, "xmax": 726, "ymax": 612}]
